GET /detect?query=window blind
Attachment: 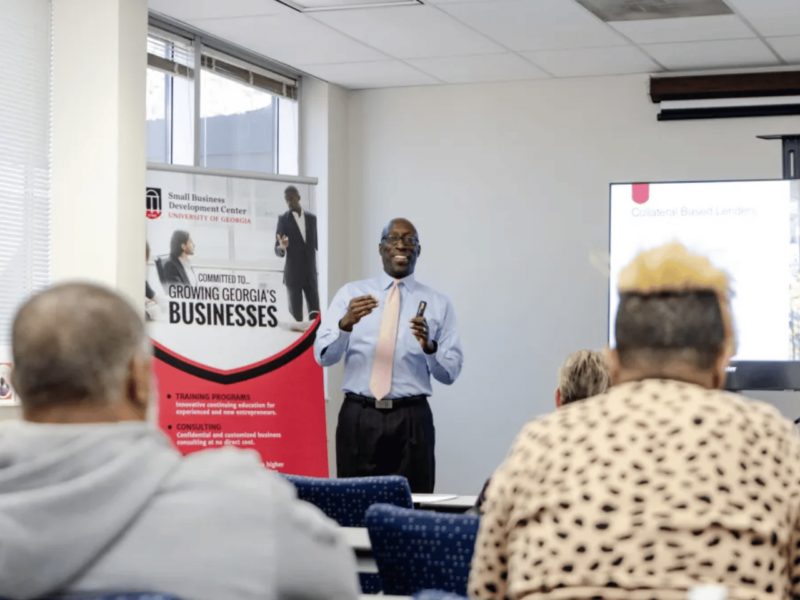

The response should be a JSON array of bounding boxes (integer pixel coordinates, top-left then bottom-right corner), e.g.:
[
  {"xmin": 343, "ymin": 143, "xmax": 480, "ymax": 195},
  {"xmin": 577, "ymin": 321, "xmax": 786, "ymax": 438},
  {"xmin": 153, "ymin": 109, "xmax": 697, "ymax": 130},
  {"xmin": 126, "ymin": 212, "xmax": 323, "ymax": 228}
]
[
  {"xmin": 146, "ymin": 30, "xmax": 299, "ymax": 100},
  {"xmin": 147, "ymin": 30, "xmax": 194, "ymax": 78},
  {"xmin": 0, "ymin": 0, "xmax": 51, "ymax": 346},
  {"xmin": 201, "ymin": 50, "xmax": 298, "ymax": 100}
]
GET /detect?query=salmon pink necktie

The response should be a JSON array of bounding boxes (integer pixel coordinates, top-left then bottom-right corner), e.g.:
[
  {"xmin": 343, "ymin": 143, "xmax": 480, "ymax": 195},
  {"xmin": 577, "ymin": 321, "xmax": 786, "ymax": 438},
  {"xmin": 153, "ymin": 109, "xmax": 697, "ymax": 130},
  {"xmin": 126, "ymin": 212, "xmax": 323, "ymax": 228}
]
[{"xmin": 369, "ymin": 280, "xmax": 400, "ymax": 400}]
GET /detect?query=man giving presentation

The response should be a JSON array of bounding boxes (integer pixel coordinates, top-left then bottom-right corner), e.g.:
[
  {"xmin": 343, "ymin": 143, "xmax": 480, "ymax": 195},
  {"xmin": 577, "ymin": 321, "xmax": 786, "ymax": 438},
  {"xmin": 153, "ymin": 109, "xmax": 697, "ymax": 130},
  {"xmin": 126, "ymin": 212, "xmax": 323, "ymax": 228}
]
[{"xmin": 314, "ymin": 218, "xmax": 463, "ymax": 492}]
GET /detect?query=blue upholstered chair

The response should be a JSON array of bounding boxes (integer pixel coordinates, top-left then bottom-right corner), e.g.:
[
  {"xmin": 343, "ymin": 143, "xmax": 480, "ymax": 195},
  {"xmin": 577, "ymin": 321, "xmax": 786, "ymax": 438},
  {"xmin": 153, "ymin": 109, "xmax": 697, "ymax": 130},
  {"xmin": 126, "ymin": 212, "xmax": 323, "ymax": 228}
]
[
  {"xmin": 415, "ymin": 590, "xmax": 472, "ymax": 600},
  {"xmin": 282, "ymin": 474, "xmax": 413, "ymax": 527},
  {"xmin": 366, "ymin": 503, "xmax": 481, "ymax": 596},
  {"xmin": 281, "ymin": 474, "xmax": 414, "ymax": 594},
  {"xmin": 357, "ymin": 574, "xmax": 383, "ymax": 595}
]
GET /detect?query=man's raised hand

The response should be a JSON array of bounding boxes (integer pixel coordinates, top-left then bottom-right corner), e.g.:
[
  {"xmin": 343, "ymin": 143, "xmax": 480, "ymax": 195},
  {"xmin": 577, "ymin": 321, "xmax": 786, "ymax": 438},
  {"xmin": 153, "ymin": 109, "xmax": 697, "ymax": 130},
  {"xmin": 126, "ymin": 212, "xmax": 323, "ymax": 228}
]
[{"xmin": 339, "ymin": 295, "xmax": 379, "ymax": 332}]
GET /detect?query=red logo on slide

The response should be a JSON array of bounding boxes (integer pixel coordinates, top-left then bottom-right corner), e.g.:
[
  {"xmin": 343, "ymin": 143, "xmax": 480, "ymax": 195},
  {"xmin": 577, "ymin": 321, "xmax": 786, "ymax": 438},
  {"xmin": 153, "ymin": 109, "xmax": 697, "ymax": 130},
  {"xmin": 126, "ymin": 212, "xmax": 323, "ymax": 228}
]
[{"xmin": 632, "ymin": 183, "xmax": 650, "ymax": 204}]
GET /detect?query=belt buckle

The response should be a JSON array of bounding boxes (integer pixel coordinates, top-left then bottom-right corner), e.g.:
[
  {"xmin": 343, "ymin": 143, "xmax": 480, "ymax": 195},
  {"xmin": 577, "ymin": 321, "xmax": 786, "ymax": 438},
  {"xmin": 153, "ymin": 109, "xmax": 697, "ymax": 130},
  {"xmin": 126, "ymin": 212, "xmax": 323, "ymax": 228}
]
[{"xmin": 375, "ymin": 399, "xmax": 393, "ymax": 409}]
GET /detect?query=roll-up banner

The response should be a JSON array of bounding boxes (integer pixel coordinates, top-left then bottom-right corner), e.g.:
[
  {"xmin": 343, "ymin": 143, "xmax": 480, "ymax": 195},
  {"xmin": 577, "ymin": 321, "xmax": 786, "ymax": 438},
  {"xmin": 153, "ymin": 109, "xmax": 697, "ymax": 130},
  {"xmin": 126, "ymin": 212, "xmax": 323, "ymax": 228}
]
[{"xmin": 145, "ymin": 165, "xmax": 327, "ymax": 476}]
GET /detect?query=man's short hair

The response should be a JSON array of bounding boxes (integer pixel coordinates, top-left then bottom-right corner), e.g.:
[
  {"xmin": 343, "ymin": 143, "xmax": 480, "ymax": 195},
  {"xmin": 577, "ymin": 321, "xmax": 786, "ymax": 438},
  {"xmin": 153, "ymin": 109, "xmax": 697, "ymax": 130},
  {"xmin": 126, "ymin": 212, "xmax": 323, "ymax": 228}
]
[
  {"xmin": 615, "ymin": 290, "xmax": 726, "ymax": 370},
  {"xmin": 285, "ymin": 185, "xmax": 299, "ymax": 196},
  {"xmin": 558, "ymin": 350, "xmax": 611, "ymax": 405},
  {"xmin": 380, "ymin": 218, "xmax": 419, "ymax": 242},
  {"xmin": 11, "ymin": 282, "xmax": 147, "ymax": 409},
  {"xmin": 169, "ymin": 230, "xmax": 190, "ymax": 260}
]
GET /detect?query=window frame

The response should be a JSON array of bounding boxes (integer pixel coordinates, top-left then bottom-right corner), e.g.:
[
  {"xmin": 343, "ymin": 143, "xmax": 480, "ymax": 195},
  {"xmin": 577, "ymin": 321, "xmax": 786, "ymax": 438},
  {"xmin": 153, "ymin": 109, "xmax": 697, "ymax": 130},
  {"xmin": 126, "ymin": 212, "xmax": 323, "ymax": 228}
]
[{"xmin": 147, "ymin": 13, "xmax": 302, "ymax": 174}]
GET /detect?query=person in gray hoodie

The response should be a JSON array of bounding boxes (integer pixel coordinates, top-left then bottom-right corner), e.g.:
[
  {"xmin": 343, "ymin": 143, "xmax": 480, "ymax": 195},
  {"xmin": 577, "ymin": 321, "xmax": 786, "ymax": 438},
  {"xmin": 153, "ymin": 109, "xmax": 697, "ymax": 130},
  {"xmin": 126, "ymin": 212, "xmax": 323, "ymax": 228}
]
[{"xmin": 0, "ymin": 282, "xmax": 360, "ymax": 600}]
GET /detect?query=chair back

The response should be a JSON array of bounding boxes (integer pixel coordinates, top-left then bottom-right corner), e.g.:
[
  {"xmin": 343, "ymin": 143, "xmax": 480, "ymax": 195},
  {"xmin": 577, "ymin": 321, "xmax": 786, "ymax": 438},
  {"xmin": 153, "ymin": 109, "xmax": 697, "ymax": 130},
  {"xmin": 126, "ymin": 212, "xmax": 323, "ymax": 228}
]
[
  {"xmin": 366, "ymin": 503, "xmax": 480, "ymax": 596},
  {"xmin": 155, "ymin": 256, "xmax": 167, "ymax": 285},
  {"xmin": 283, "ymin": 474, "xmax": 413, "ymax": 527}
]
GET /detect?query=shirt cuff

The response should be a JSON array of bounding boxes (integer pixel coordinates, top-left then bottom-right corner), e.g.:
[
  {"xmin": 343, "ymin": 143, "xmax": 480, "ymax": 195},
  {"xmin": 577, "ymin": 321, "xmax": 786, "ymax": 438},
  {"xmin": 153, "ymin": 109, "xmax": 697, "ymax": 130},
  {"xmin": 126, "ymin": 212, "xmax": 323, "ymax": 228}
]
[
  {"xmin": 328, "ymin": 326, "xmax": 352, "ymax": 350},
  {"xmin": 424, "ymin": 342, "xmax": 440, "ymax": 365},
  {"xmin": 320, "ymin": 328, "xmax": 351, "ymax": 357}
]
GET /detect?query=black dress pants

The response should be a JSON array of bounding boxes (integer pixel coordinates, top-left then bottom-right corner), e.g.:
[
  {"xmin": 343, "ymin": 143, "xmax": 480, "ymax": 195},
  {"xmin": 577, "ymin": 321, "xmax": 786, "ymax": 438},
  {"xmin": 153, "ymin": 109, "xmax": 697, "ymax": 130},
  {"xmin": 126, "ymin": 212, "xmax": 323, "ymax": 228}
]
[
  {"xmin": 287, "ymin": 277, "xmax": 320, "ymax": 322},
  {"xmin": 336, "ymin": 394, "xmax": 435, "ymax": 493}
]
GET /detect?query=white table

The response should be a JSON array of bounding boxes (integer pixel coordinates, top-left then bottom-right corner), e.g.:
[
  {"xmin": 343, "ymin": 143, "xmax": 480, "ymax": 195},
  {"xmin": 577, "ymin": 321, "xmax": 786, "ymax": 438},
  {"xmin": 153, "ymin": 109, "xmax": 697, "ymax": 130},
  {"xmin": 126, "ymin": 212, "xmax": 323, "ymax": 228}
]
[
  {"xmin": 413, "ymin": 493, "xmax": 478, "ymax": 512},
  {"xmin": 343, "ymin": 526, "xmax": 371, "ymax": 551},
  {"xmin": 356, "ymin": 556, "xmax": 378, "ymax": 573},
  {"xmin": 345, "ymin": 527, "xmax": 377, "ymax": 573}
]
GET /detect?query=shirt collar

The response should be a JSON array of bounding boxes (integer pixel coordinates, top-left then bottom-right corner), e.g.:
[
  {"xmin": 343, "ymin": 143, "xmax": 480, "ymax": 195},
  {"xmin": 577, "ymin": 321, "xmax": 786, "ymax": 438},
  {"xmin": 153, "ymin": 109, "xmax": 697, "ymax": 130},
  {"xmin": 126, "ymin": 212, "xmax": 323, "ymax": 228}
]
[
  {"xmin": 292, "ymin": 208, "xmax": 304, "ymax": 218},
  {"xmin": 379, "ymin": 271, "xmax": 416, "ymax": 292}
]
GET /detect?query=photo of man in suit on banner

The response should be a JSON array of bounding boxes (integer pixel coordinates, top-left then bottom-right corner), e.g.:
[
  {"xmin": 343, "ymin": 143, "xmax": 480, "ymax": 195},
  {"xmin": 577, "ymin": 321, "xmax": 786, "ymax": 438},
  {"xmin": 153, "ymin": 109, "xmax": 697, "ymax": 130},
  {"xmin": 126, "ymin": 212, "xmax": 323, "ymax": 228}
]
[{"xmin": 275, "ymin": 185, "xmax": 320, "ymax": 327}]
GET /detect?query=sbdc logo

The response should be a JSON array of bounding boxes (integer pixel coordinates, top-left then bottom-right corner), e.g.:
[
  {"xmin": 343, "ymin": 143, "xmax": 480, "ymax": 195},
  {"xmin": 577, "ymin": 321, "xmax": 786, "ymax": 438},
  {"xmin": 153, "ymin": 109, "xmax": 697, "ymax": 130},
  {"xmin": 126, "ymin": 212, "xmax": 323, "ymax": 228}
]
[{"xmin": 146, "ymin": 187, "xmax": 162, "ymax": 220}]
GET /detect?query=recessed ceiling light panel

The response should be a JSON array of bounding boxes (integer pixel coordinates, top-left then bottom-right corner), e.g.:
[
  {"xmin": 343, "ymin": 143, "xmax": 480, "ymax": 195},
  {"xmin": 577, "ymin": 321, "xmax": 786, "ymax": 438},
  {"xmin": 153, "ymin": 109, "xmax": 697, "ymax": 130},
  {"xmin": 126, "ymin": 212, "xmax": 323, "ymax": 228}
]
[
  {"xmin": 574, "ymin": 0, "xmax": 733, "ymax": 22},
  {"xmin": 278, "ymin": 0, "xmax": 422, "ymax": 12}
]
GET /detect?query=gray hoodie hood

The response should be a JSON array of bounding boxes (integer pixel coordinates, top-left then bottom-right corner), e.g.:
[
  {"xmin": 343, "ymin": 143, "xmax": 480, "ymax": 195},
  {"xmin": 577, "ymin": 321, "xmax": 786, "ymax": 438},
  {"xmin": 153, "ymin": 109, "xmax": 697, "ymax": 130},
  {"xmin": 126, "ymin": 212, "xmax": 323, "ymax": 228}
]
[{"xmin": 0, "ymin": 421, "xmax": 181, "ymax": 599}]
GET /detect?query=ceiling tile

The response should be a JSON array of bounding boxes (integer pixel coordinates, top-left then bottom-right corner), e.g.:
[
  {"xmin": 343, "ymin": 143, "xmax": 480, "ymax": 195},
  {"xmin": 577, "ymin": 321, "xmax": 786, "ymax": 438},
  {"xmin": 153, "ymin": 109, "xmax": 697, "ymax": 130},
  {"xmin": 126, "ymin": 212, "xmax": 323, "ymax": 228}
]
[
  {"xmin": 523, "ymin": 46, "xmax": 661, "ymax": 77},
  {"xmin": 301, "ymin": 60, "xmax": 440, "ymax": 88},
  {"xmin": 407, "ymin": 53, "xmax": 549, "ymax": 83},
  {"xmin": 440, "ymin": 0, "xmax": 627, "ymax": 52},
  {"xmin": 185, "ymin": 12, "xmax": 387, "ymax": 65},
  {"xmin": 611, "ymin": 15, "xmax": 755, "ymax": 44},
  {"xmin": 727, "ymin": 0, "xmax": 800, "ymax": 38},
  {"xmin": 641, "ymin": 39, "xmax": 779, "ymax": 70},
  {"xmin": 149, "ymin": 0, "xmax": 286, "ymax": 21},
  {"xmin": 310, "ymin": 5, "xmax": 503, "ymax": 59},
  {"xmin": 768, "ymin": 36, "xmax": 800, "ymax": 63}
]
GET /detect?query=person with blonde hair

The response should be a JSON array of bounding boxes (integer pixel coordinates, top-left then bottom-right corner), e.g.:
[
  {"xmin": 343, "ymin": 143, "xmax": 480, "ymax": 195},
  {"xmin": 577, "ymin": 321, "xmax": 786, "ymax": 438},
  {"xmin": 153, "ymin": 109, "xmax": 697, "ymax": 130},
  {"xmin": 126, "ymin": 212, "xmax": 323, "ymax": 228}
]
[
  {"xmin": 470, "ymin": 350, "xmax": 610, "ymax": 515},
  {"xmin": 555, "ymin": 349, "xmax": 611, "ymax": 408},
  {"xmin": 470, "ymin": 242, "xmax": 800, "ymax": 600}
]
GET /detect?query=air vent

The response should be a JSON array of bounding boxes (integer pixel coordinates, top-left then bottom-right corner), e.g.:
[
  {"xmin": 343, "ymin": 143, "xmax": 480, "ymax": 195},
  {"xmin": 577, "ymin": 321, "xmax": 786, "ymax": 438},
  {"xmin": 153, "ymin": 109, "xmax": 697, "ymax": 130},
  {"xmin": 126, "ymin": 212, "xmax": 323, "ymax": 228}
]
[
  {"xmin": 277, "ymin": 0, "xmax": 422, "ymax": 12},
  {"xmin": 650, "ymin": 70, "xmax": 800, "ymax": 121},
  {"xmin": 574, "ymin": 0, "xmax": 732, "ymax": 22}
]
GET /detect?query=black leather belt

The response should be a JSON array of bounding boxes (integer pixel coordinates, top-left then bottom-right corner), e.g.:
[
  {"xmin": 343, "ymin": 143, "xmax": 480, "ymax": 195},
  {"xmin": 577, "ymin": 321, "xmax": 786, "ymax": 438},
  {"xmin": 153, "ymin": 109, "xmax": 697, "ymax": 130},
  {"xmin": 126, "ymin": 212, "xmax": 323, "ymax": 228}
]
[{"xmin": 345, "ymin": 392, "xmax": 427, "ymax": 410}]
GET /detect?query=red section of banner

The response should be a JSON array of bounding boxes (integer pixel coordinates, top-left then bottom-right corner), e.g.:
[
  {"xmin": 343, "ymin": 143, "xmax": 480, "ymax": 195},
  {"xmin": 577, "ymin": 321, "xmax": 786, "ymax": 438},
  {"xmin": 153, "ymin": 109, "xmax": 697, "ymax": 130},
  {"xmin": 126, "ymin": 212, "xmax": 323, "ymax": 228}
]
[
  {"xmin": 154, "ymin": 346, "xmax": 328, "ymax": 476},
  {"xmin": 632, "ymin": 183, "xmax": 650, "ymax": 204}
]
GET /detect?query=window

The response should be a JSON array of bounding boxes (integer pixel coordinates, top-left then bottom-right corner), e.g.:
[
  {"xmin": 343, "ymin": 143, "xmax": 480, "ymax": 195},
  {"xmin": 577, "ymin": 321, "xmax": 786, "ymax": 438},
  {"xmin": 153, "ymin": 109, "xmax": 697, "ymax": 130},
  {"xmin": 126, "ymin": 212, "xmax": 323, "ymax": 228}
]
[
  {"xmin": 201, "ymin": 68, "xmax": 276, "ymax": 172},
  {"xmin": 0, "ymin": 0, "xmax": 51, "ymax": 347},
  {"xmin": 146, "ymin": 32, "xmax": 194, "ymax": 165},
  {"xmin": 146, "ymin": 26, "xmax": 299, "ymax": 175}
]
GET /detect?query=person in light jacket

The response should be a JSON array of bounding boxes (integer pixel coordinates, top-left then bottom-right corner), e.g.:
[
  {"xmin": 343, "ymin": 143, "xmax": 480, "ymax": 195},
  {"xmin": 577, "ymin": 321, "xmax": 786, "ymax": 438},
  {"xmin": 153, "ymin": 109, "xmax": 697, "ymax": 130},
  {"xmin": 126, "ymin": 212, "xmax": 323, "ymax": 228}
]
[{"xmin": 0, "ymin": 282, "xmax": 359, "ymax": 600}]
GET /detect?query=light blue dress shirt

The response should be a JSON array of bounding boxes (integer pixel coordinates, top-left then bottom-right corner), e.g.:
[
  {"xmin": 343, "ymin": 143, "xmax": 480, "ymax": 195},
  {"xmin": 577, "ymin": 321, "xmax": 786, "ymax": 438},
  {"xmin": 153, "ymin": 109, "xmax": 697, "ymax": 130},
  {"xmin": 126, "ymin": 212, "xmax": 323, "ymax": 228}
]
[{"xmin": 314, "ymin": 272, "xmax": 463, "ymax": 399}]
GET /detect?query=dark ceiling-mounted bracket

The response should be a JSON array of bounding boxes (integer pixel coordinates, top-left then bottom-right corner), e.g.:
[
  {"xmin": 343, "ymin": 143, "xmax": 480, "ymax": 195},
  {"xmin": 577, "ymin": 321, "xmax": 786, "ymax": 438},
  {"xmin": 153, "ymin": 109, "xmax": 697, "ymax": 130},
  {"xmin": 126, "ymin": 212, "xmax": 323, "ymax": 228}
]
[{"xmin": 758, "ymin": 134, "xmax": 800, "ymax": 179}]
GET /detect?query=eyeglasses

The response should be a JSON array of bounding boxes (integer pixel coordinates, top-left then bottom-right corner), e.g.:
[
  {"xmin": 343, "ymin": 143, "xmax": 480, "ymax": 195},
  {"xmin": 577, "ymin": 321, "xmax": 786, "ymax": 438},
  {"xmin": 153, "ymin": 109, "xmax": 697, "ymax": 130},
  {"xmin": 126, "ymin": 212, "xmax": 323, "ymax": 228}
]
[{"xmin": 383, "ymin": 235, "xmax": 419, "ymax": 246}]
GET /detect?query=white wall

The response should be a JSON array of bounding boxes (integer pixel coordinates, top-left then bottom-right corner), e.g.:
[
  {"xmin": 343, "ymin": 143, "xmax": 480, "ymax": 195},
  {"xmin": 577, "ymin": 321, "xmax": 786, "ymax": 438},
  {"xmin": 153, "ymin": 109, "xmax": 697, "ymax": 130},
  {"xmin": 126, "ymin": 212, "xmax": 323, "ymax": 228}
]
[
  {"xmin": 301, "ymin": 77, "xmax": 350, "ymax": 475},
  {"xmin": 0, "ymin": 406, "xmax": 21, "ymax": 422},
  {"xmin": 346, "ymin": 74, "xmax": 800, "ymax": 493},
  {"xmin": 51, "ymin": 0, "xmax": 147, "ymax": 308}
]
